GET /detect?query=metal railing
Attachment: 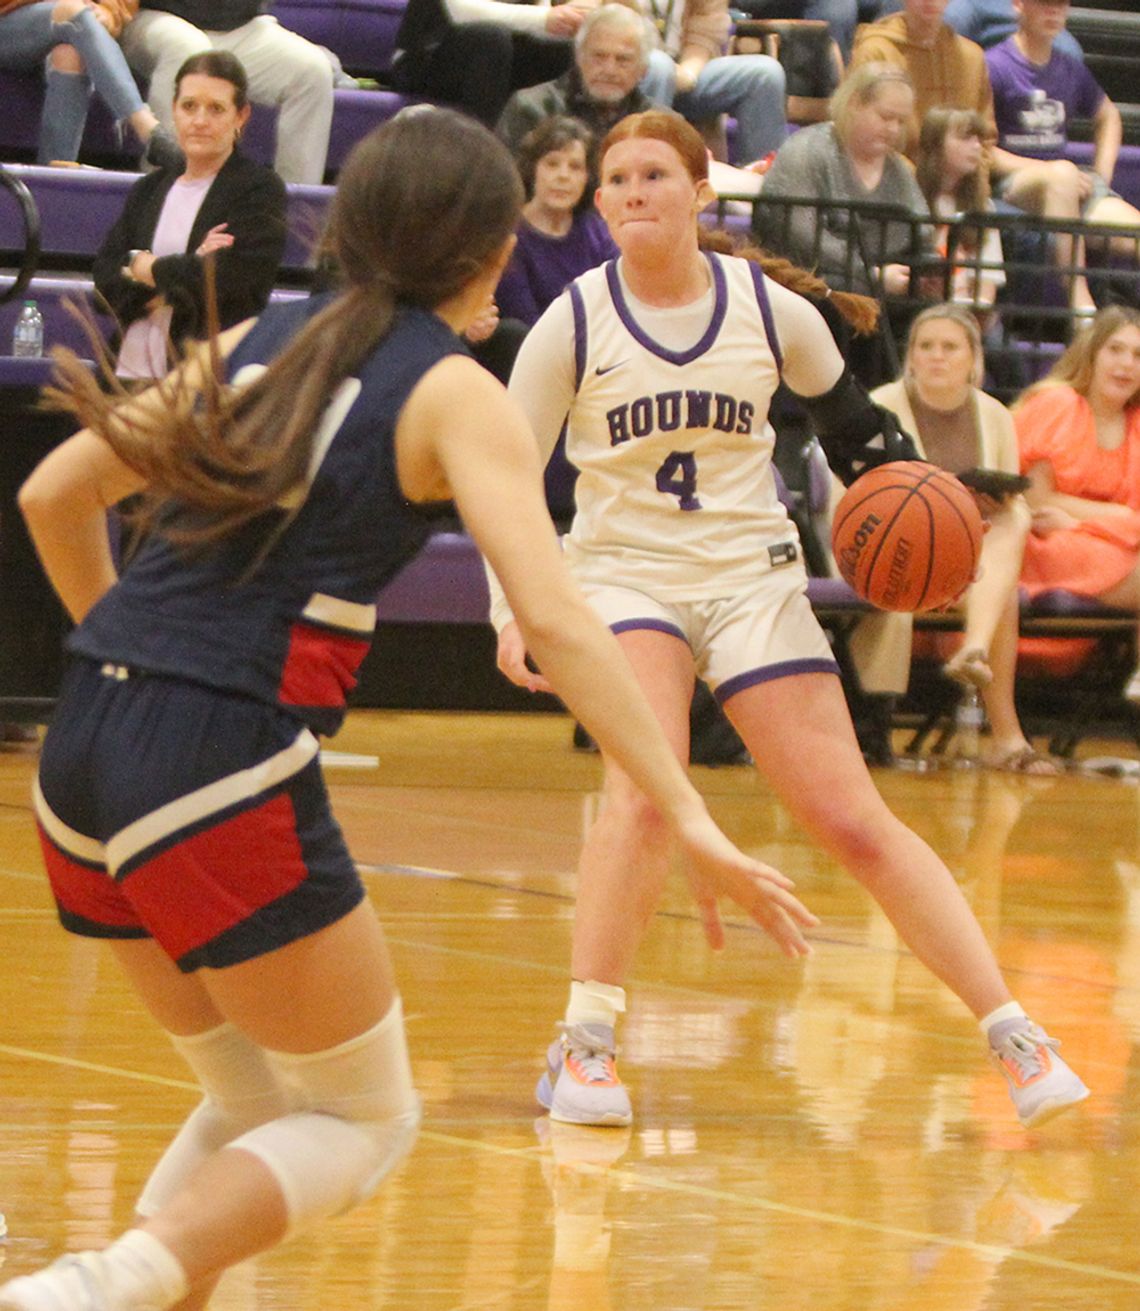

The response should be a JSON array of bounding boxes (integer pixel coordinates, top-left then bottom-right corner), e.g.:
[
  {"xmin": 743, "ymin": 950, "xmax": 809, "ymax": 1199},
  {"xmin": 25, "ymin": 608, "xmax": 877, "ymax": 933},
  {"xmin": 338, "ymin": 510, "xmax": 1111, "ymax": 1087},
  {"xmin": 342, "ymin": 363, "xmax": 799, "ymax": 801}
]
[
  {"xmin": 711, "ymin": 190, "xmax": 1140, "ymax": 402},
  {"xmin": 0, "ymin": 164, "xmax": 40, "ymax": 306}
]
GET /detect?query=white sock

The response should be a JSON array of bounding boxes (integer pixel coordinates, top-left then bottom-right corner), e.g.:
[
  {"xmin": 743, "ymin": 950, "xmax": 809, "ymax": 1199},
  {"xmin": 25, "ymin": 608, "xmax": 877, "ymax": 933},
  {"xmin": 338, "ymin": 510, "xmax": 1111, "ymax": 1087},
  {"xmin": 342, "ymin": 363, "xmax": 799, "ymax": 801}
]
[
  {"xmin": 979, "ymin": 1000, "xmax": 1028, "ymax": 1044},
  {"xmin": 96, "ymin": 1229, "xmax": 189, "ymax": 1309},
  {"xmin": 565, "ymin": 980, "xmax": 626, "ymax": 1030}
]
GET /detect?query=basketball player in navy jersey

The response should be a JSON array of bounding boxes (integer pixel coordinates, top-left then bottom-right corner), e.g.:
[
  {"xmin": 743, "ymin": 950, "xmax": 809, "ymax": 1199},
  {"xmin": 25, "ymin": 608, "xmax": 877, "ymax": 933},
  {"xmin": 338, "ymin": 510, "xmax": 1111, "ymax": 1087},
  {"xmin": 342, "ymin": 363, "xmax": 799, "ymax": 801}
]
[
  {"xmin": 493, "ymin": 109, "xmax": 1090, "ymax": 1133},
  {"xmin": 0, "ymin": 111, "xmax": 818, "ymax": 1311}
]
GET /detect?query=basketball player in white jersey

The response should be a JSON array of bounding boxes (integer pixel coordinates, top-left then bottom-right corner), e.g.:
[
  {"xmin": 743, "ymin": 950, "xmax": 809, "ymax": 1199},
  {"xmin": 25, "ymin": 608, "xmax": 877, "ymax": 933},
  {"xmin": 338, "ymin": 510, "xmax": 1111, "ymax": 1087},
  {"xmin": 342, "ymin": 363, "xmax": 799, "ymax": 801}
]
[{"xmin": 492, "ymin": 109, "xmax": 1089, "ymax": 1133}]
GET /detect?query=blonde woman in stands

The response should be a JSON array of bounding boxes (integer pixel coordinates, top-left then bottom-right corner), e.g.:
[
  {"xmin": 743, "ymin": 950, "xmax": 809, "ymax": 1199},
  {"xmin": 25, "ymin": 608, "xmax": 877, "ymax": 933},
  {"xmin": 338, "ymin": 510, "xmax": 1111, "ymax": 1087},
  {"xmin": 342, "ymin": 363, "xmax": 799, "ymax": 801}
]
[
  {"xmin": 0, "ymin": 0, "xmax": 183, "ymax": 168},
  {"xmin": 756, "ymin": 62, "xmax": 928, "ymax": 298},
  {"xmin": 914, "ymin": 107, "xmax": 1006, "ymax": 317},
  {"xmin": 0, "ymin": 110, "xmax": 814, "ymax": 1311},
  {"xmin": 1014, "ymin": 305, "xmax": 1140, "ymax": 701},
  {"xmin": 872, "ymin": 303, "xmax": 1056, "ymax": 772}
]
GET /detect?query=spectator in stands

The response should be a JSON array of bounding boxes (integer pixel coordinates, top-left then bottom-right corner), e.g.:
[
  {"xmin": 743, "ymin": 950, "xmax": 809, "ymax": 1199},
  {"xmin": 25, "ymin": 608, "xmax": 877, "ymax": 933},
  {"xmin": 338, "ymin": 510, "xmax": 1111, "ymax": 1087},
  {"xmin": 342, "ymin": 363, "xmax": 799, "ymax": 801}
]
[
  {"xmin": 632, "ymin": 0, "xmax": 788, "ymax": 165},
  {"xmin": 850, "ymin": 0, "xmax": 996, "ymax": 162},
  {"xmin": 93, "ymin": 51, "xmax": 286, "ymax": 381},
  {"xmin": 944, "ymin": 0, "xmax": 1081, "ymax": 59},
  {"xmin": 1014, "ymin": 305, "xmax": 1140, "ymax": 701},
  {"xmin": 496, "ymin": 116, "xmax": 617, "ymax": 326},
  {"xmin": 734, "ymin": 0, "xmax": 860, "ymax": 64},
  {"xmin": 987, "ymin": 0, "xmax": 1140, "ymax": 316},
  {"xmin": 0, "ymin": 0, "xmax": 183, "ymax": 169},
  {"xmin": 391, "ymin": 0, "xmax": 589, "ymax": 129},
  {"xmin": 118, "ymin": 0, "xmax": 333, "ymax": 184},
  {"xmin": 915, "ymin": 106, "xmax": 1005, "ymax": 313},
  {"xmin": 756, "ymin": 63, "xmax": 928, "ymax": 297},
  {"xmin": 871, "ymin": 304, "xmax": 1055, "ymax": 771},
  {"xmin": 497, "ymin": 5, "xmax": 657, "ymax": 163}
]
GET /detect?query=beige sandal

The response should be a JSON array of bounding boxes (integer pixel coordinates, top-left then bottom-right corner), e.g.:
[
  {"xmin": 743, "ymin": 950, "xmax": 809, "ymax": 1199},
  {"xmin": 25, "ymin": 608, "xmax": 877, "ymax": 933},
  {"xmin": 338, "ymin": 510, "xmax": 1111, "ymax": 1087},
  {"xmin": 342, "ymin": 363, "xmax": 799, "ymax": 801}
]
[
  {"xmin": 988, "ymin": 746, "xmax": 1061, "ymax": 776},
  {"xmin": 944, "ymin": 647, "xmax": 993, "ymax": 689}
]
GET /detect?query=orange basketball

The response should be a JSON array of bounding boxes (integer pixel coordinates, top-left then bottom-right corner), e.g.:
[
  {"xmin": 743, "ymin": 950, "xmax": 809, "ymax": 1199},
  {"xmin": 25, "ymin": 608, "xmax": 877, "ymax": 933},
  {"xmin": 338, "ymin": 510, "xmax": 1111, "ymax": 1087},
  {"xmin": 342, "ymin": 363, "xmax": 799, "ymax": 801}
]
[{"xmin": 831, "ymin": 461, "xmax": 983, "ymax": 612}]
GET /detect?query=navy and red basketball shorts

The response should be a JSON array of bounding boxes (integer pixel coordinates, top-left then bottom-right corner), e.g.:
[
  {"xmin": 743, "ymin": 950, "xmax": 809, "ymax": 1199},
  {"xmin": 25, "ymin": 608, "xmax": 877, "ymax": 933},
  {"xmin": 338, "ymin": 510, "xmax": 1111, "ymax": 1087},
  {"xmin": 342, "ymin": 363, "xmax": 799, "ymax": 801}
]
[{"xmin": 34, "ymin": 658, "xmax": 365, "ymax": 972}]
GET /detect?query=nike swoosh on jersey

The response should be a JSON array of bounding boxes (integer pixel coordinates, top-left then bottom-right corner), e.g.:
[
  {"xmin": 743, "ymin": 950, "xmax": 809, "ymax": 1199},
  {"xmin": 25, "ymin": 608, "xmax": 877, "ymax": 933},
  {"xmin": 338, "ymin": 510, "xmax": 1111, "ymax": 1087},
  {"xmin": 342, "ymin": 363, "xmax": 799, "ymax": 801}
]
[{"xmin": 594, "ymin": 360, "xmax": 629, "ymax": 376}]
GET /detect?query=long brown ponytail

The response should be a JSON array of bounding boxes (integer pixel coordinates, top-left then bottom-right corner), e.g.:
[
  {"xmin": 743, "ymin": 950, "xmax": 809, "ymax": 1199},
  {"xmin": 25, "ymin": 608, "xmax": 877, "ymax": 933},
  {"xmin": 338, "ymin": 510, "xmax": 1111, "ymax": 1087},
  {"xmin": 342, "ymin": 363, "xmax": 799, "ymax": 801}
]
[{"xmin": 698, "ymin": 227, "xmax": 881, "ymax": 337}]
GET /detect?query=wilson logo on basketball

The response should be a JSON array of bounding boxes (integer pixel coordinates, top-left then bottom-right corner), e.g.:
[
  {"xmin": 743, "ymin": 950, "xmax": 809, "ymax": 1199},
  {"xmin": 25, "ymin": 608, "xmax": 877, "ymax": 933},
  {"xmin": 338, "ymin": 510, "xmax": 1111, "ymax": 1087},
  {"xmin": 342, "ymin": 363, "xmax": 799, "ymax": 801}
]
[
  {"xmin": 830, "ymin": 461, "xmax": 983, "ymax": 612},
  {"xmin": 837, "ymin": 512, "xmax": 881, "ymax": 577}
]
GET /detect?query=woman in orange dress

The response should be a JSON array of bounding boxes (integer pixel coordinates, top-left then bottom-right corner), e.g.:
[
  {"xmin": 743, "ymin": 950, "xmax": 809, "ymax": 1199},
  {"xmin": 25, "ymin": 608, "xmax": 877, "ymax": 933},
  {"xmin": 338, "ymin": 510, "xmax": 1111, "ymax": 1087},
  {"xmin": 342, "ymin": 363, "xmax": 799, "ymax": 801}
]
[{"xmin": 1014, "ymin": 305, "xmax": 1140, "ymax": 699}]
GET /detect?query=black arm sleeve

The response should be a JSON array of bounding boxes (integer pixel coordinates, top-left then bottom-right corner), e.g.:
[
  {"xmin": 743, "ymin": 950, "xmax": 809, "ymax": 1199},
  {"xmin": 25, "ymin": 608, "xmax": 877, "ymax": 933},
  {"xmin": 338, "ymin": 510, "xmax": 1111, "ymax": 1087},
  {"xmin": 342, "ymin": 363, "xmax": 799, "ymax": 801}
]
[{"xmin": 795, "ymin": 366, "xmax": 922, "ymax": 487}]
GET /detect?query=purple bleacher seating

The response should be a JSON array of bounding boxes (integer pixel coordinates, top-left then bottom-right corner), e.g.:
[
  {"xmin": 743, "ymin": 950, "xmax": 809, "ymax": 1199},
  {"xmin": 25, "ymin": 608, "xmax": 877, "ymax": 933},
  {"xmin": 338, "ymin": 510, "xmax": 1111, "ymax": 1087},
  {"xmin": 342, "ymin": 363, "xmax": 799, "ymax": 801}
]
[
  {"xmin": 0, "ymin": 164, "xmax": 332, "ymax": 273},
  {"xmin": 274, "ymin": 0, "xmax": 407, "ymax": 78},
  {"xmin": 310, "ymin": 88, "xmax": 412, "ymax": 173},
  {"xmin": 0, "ymin": 68, "xmax": 409, "ymax": 181},
  {"xmin": 374, "ymin": 532, "xmax": 489, "ymax": 624}
]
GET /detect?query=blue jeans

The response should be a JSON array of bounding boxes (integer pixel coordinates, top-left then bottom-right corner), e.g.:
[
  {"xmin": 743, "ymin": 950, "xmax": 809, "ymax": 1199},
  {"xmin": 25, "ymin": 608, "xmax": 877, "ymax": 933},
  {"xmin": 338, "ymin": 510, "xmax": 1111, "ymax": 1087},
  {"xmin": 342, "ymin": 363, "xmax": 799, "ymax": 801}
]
[
  {"xmin": 0, "ymin": 3, "xmax": 144, "ymax": 163},
  {"xmin": 802, "ymin": 0, "xmax": 856, "ymax": 61},
  {"xmin": 642, "ymin": 49, "xmax": 787, "ymax": 164}
]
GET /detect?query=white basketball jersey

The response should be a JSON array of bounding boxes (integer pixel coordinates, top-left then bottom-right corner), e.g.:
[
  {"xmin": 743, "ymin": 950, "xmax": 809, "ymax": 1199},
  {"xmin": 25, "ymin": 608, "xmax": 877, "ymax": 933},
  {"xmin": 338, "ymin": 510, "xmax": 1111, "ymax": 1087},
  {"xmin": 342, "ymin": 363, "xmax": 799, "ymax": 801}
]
[{"xmin": 562, "ymin": 252, "xmax": 798, "ymax": 601}]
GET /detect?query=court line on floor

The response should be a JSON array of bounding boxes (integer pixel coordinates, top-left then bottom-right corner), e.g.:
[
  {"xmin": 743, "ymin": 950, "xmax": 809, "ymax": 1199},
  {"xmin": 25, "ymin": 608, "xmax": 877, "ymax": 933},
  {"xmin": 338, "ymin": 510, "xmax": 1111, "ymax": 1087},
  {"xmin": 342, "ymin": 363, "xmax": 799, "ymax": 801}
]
[
  {"xmin": 359, "ymin": 862, "xmax": 1135, "ymax": 998},
  {"xmin": 419, "ymin": 1127, "xmax": 1140, "ymax": 1288},
  {"xmin": 0, "ymin": 1039, "xmax": 1131, "ymax": 1289}
]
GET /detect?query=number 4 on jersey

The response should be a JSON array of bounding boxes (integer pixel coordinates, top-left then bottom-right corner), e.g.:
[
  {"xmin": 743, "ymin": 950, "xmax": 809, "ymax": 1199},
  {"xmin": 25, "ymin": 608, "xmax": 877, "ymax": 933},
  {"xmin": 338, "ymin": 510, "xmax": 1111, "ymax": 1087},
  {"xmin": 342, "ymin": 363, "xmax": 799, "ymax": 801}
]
[{"xmin": 656, "ymin": 451, "xmax": 701, "ymax": 511}]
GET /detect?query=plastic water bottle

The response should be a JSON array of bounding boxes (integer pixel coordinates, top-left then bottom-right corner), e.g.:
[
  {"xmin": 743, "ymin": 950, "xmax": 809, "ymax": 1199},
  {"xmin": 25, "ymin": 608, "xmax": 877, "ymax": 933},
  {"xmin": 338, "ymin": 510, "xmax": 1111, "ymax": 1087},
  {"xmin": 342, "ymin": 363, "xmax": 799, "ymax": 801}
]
[
  {"xmin": 954, "ymin": 685, "xmax": 984, "ymax": 768},
  {"xmin": 11, "ymin": 299, "xmax": 44, "ymax": 358}
]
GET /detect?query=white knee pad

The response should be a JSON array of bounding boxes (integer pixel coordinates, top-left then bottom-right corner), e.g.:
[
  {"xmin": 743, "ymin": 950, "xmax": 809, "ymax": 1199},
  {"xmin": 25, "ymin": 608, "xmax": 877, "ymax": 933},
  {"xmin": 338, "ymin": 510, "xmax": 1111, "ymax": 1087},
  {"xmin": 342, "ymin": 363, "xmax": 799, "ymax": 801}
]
[
  {"xmin": 137, "ymin": 1022, "xmax": 290, "ymax": 1217},
  {"xmin": 226, "ymin": 997, "xmax": 421, "ymax": 1236}
]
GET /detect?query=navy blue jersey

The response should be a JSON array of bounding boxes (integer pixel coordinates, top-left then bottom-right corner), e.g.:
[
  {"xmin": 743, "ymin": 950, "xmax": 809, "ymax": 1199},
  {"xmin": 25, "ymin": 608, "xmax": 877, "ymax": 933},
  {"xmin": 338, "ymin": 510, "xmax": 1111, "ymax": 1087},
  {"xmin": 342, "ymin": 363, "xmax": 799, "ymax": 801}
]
[{"xmin": 71, "ymin": 294, "xmax": 462, "ymax": 734}]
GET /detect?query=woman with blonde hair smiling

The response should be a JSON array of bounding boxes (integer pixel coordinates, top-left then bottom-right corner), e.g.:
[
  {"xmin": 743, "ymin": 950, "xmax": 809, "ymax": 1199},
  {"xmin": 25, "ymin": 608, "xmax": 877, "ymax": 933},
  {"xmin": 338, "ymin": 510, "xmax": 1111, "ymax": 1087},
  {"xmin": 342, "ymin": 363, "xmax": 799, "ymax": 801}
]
[{"xmin": 870, "ymin": 302, "xmax": 1054, "ymax": 772}]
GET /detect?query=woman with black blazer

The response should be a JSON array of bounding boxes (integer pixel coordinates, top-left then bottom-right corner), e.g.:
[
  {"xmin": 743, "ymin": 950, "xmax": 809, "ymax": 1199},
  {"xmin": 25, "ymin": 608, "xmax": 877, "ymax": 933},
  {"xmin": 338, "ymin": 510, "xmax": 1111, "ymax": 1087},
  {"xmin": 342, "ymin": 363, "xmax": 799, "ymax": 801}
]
[{"xmin": 94, "ymin": 49, "xmax": 286, "ymax": 379}]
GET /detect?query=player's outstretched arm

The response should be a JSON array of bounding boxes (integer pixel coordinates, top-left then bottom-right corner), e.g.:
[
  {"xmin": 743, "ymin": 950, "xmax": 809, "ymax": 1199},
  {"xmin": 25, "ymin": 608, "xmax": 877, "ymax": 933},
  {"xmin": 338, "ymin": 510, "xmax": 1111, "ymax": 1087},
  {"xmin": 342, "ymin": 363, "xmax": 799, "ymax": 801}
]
[{"xmin": 400, "ymin": 355, "xmax": 818, "ymax": 953}]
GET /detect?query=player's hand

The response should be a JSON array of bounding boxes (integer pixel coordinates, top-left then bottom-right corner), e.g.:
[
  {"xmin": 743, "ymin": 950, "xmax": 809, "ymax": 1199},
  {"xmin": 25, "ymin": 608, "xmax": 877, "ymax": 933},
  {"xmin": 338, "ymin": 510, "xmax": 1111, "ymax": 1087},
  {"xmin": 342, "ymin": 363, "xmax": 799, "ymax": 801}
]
[
  {"xmin": 674, "ymin": 811, "xmax": 818, "ymax": 955},
  {"xmin": 496, "ymin": 621, "xmax": 555, "ymax": 694}
]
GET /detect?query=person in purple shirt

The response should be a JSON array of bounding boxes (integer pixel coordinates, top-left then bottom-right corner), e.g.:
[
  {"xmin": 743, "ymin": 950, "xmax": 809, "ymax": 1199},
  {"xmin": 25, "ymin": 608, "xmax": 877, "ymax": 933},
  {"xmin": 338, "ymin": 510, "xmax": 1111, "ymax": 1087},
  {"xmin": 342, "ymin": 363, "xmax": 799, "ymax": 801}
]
[
  {"xmin": 944, "ymin": 0, "xmax": 1081, "ymax": 59},
  {"xmin": 986, "ymin": 0, "xmax": 1140, "ymax": 314},
  {"xmin": 496, "ymin": 116, "xmax": 618, "ymax": 328}
]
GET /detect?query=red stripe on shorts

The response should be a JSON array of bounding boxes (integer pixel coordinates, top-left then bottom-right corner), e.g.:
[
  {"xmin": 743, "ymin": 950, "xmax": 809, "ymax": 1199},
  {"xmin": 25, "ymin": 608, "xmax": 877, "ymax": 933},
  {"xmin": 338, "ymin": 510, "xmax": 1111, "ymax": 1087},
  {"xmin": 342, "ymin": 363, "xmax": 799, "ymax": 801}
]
[
  {"xmin": 38, "ymin": 825, "xmax": 141, "ymax": 930},
  {"xmin": 278, "ymin": 622, "xmax": 370, "ymax": 710},
  {"xmin": 121, "ymin": 789, "xmax": 309, "ymax": 960}
]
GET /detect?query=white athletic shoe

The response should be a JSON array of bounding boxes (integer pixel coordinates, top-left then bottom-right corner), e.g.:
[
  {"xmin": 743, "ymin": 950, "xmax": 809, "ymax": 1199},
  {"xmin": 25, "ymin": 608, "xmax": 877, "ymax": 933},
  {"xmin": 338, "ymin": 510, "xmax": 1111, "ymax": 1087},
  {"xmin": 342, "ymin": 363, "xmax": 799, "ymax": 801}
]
[
  {"xmin": 990, "ymin": 1021, "xmax": 1090, "ymax": 1128},
  {"xmin": 0, "ymin": 1253, "xmax": 115, "ymax": 1311},
  {"xmin": 536, "ymin": 1022, "xmax": 633, "ymax": 1127}
]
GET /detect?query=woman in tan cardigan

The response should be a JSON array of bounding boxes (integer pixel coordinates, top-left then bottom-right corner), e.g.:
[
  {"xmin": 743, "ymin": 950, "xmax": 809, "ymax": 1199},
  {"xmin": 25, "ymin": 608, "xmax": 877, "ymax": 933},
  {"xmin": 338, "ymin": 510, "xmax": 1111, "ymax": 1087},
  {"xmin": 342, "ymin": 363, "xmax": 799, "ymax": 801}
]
[{"xmin": 863, "ymin": 303, "xmax": 1055, "ymax": 772}]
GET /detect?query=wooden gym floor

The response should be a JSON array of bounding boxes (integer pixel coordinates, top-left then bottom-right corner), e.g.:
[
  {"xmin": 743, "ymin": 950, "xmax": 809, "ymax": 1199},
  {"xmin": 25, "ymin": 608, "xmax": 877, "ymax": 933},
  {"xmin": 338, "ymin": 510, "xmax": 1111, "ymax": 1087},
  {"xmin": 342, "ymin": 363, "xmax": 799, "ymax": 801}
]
[{"xmin": 2, "ymin": 708, "xmax": 1140, "ymax": 1310}]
